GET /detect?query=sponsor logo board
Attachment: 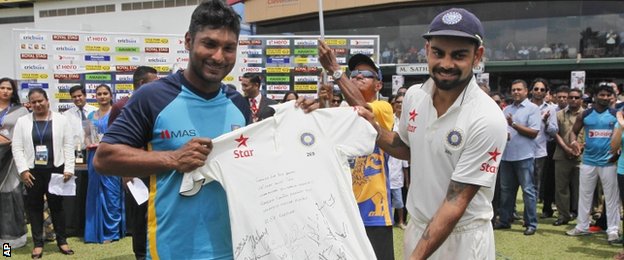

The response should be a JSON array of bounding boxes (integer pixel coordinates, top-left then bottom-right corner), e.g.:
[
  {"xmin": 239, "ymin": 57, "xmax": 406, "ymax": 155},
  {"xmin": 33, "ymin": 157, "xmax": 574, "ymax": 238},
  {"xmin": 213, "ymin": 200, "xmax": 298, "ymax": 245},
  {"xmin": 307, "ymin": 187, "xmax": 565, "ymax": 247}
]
[
  {"xmin": 266, "ymin": 67, "xmax": 291, "ymax": 73},
  {"xmin": 266, "ymin": 84, "xmax": 290, "ymax": 91},
  {"xmin": 52, "ymin": 34, "xmax": 79, "ymax": 41},
  {"xmin": 84, "ymin": 55, "xmax": 111, "ymax": 61},
  {"xmin": 20, "ymin": 53, "xmax": 48, "ymax": 60},
  {"xmin": 85, "ymin": 36, "xmax": 110, "ymax": 42},
  {"xmin": 115, "ymin": 37, "xmax": 139, "ymax": 44},
  {"xmin": 350, "ymin": 48, "xmax": 374, "ymax": 55},
  {"xmin": 21, "ymin": 64, "xmax": 48, "ymax": 70},
  {"xmin": 54, "ymin": 74, "xmax": 81, "ymax": 80},
  {"xmin": 294, "ymin": 84, "xmax": 318, "ymax": 91},
  {"xmin": 144, "ymin": 38, "xmax": 169, "ymax": 44},
  {"xmin": 84, "ymin": 45, "xmax": 111, "ymax": 52},
  {"xmin": 54, "ymin": 54, "xmax": 79, "ymax": 61},
  {"xmin": 20, "ymin": 83, "xmax": 49, "ymax": 89},
  {"xmin": 266, "ymin": 39, "xmax": 290, "ymax": 46},
  {"xmin": 350, "ymin": 39, "xmax": 375, "ymax": 46},
  {"xmin": 21, "ymin": 73, "xmax": 48, "ymax": 79},
  {"xmin": 294, "ymin": 39, "xmax": 317, "ymax": 46},
  {"xmin": 266, "ymin": 48, "xmax": 290, "ymax": 55},
  {"xmin": 241, "ymin": 48, "xmax": 263, "ymax": 55},
  {"xmin": 85, "ymin": 74, "xmax": 111, "ymax": 81},
  {"xmin": 294, "ymin": 75, "xmax": 318, "ymax": 82},
  {"xmin": 266, "ymin": 57, "xmax": 290, "ymax": 64}
]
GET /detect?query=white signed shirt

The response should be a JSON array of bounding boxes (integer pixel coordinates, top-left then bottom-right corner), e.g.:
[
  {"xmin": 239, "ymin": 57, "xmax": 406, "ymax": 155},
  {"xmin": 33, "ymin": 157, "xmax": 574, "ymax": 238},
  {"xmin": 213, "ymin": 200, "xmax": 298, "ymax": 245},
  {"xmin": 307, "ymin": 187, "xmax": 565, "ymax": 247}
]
[{"xmin": 181, "ymin": 102, "xmax": 377, "ymax": 260}]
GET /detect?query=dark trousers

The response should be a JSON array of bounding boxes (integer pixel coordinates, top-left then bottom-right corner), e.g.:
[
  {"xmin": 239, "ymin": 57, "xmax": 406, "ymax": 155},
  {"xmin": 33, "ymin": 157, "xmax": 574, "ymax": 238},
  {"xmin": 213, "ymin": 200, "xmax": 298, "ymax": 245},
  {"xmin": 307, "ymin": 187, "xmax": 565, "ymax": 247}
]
[
  {"xmin": 365, "ymin": 226, "xmax": 394, "ymax": 260},
  {"xmin": 128, "ymin": 177, "xmax": 149, "ymax": 260},
  {"xmin": 25, "ymin": 167, "xmax": 67, "ymax": 248},
  {"xmin": 542, "ymin": 141, "xmax": 557, "ymax": 214}
]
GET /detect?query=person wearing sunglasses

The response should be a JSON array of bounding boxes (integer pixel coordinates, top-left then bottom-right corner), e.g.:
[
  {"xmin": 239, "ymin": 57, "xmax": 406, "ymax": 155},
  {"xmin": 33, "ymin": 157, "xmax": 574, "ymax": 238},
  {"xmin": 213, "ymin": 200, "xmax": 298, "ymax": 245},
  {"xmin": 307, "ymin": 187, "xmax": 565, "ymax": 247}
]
[
  {"xmin": 529, "ymin": 78, "xmax": 559, "ymax": 220},
  {"xmin": 318, "ymin": 43, "xmax": 395, "ymax": 260},
  {"xmin": 553, "ymin": 87, "xmax": 583, "ymax": 227}
]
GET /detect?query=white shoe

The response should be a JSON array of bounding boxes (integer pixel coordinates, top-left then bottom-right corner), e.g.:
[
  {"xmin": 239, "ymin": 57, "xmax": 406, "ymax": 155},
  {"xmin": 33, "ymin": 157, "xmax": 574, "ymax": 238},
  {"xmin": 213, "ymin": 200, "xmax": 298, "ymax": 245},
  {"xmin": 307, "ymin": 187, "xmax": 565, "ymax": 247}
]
[
  {"xmin": 566, "ymin": 228, "xmax": 590, "ymax": 236},
  {"xmin": 608, "ymin": 232, "xmax": 620, "ymax": 242}
]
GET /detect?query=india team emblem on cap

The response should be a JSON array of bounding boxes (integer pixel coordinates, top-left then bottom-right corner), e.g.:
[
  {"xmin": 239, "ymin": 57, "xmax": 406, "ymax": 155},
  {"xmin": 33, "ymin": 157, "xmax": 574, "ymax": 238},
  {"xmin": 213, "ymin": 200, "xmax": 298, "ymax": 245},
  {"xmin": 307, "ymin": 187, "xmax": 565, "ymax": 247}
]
[
  {"xmin": 442, "ymin": 11, "xmax": 463, "ymax": 25},
  {"xmin": 446, "ymin": 128, "xmax": 464, "ymax": 149},
  {"xmin": 300, "ymin": 132, "xmax": 315, "ymax": 146}
]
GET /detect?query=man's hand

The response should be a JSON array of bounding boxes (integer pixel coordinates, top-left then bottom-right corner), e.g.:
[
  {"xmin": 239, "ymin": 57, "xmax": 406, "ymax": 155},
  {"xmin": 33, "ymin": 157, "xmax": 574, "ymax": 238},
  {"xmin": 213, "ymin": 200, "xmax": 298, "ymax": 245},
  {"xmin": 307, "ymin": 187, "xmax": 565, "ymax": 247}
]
[
  {"xmin": 570, "ymin": 141, "xmax": 582, "ymax": 156},
  {"xmin": 542, "ymin": 110, "xmax": 550, "ymax": 122},
  {"xmin": 506, "ymin": 113, "xmax": 513, "ymax": 126},
  {"xmin": 318, "ymin": 83, "xmax": 333, "ymax": 108},
  {"xmin": 170, "ymin": 138, "xmax": 213, "ymax": 173},
  {"xmin": 318, "ymin": 39, "xmax": 341, "ymax": 73},
  {"xmin": 295, "ymin": 96, "xmax": 320, "ymax": 113},
  {"xmin": 21, "ymin": 171, "xmax": 35, "ymax": 188},
  {"xmin": 354, "ymin": 105, "xmax": 375, "ymax": 125},
  {"xmin": 63, "ymin": 172, "xmax": 73, "ymax": 183},
  {"xmin": 122, "ymin": 177, "xmax": 134, "ymax": 191}
]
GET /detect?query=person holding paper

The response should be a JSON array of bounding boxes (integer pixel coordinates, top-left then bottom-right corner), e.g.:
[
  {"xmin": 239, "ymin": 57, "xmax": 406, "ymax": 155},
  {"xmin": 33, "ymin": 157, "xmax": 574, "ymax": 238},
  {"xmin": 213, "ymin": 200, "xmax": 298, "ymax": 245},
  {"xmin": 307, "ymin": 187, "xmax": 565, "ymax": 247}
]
[
  {"xmin": 0, "ymin": 77, "xmax": 29, "ymax": 248},
  {"xmin": 12, "ymin": 88, "xmax": 75, "ymax": 259}
]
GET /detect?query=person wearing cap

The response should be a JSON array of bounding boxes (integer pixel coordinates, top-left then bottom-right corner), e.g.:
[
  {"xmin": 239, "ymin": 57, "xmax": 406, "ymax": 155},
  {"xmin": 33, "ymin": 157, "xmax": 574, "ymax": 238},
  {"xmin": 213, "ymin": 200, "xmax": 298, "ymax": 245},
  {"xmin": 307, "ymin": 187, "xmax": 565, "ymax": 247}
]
[
  {"xmin": 318, "ymin": 43, "xmax": 395, "ymax": 259},
  {"xmin": 349, "ymin": 8, "xmax": 507, "ymax": 259},
  {"xmin": 566, "ymin": 83, "xmax": 620, "ymax": 243}
]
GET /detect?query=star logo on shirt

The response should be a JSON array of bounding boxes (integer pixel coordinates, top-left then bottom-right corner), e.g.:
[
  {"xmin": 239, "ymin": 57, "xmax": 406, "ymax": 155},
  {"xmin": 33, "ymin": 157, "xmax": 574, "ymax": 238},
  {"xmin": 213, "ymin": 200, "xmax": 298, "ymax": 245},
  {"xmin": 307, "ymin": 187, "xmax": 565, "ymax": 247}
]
[
  {"xmin": 488, "ymin": 148, "xmax": 501, "ymax": 162},
  {"xmin": 409, "ymin": 109, "xmax": 418, "ymax": 122},
  {"xmin": 235, "ymin": 134, "xmax": 249, "ymax": 148}
]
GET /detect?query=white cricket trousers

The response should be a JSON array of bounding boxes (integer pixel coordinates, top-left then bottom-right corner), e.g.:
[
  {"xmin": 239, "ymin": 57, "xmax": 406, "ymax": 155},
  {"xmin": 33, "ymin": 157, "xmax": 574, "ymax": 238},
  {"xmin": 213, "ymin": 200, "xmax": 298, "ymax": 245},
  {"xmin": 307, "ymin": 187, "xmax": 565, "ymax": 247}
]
[
  {"xmin": 575, "ymin": 164, "xmax": 620, "ymax": 235},
  {"xmin": 403, "ymin": 216, "xmax": 494, "ymax": 260}
]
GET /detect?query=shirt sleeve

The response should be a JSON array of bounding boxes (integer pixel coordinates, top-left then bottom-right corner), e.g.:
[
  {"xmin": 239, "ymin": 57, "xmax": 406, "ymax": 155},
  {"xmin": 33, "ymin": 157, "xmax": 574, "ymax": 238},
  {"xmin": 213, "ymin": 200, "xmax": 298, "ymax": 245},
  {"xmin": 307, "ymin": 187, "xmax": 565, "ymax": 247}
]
[
  {"xmin": 101, "ymin": 84, "xmax": 168, "ymax": 147},
  {"xmin": 527, "ymin": 105, "xmax": 542, "ymax": 131},
  {"xmin": 451, "ymin": 113, "xmax": 508, "ymax": 187}
]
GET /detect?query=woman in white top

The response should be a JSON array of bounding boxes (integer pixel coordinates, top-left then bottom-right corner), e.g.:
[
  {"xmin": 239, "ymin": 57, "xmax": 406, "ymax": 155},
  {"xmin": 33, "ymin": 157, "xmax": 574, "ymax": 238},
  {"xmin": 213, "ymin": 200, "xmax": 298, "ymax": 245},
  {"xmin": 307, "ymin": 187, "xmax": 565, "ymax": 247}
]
[{"xmin": 12, "ymin": 88, "xmax": 75, "ymax": 258}]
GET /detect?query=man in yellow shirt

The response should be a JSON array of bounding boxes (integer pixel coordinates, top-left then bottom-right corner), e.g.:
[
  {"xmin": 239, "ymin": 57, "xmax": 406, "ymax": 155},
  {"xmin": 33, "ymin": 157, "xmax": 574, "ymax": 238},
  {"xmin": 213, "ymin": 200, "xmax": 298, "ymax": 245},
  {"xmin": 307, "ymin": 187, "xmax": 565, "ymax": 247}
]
[{"xmin": 318, "ymin": 45, "xmax": 395, "ymax": 259}]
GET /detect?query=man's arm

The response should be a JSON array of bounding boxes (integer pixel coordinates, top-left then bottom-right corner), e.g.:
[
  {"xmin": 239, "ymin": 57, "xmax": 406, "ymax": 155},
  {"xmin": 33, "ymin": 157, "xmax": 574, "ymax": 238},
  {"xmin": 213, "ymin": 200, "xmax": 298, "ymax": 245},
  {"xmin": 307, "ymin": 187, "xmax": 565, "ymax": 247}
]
[
  {"xmin": 610, "ymin": 111, "xmax": 624, "ymax": 155},
  {"xmin": 545, "ymin": 107, "xmax": 559, "ymax": 137},
  {"xmin": 511, "ymin": 122, "xmax": 539, "ymax": 139},
  {"xmin": 357, "ymin": 107, "xmax": 410, "ymax": 160},
  {"xmin": 555, "ymin": 133, "xmax": 575, "ymax": 157},
  {"xmin": 410, "ymin": 181, "xmax": 480, "ymax": 260},
  {"xmin": 318, "ymin": 40, "xmax": 370, "ymax": 109},
  {"xmin": 568, "ymin": 112, "xmax": 584, "ymax": 155},
  {"xmin": 93, "ymin": 138, "xmax": 213, "ymax": 177}
]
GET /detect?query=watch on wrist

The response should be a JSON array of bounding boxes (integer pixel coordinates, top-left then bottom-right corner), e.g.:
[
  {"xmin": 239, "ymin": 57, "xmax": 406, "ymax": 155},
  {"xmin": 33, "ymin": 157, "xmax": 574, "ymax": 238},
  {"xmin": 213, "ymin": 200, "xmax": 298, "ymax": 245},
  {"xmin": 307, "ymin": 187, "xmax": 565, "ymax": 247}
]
[
  {"xmin": 332, "ymin": 70, "xmax": 343, "ymax": 81},
  {"xmin": 511, "ymin": 121, "xmax": 517, "ymax": 127}
]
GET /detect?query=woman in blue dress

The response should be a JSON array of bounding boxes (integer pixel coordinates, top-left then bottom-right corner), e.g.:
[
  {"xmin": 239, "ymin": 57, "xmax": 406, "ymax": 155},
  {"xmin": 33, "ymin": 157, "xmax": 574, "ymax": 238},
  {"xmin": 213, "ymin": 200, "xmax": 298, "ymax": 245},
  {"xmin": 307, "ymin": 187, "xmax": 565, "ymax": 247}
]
[{"xmin": 84, "ymin": 84, "xmax": 125, "ymax": 243}]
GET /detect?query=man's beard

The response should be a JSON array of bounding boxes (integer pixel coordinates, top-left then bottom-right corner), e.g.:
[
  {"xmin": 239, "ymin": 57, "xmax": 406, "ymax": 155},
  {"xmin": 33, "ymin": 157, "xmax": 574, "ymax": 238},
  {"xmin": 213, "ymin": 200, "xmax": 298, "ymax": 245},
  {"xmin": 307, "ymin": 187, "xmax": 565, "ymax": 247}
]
[{"xmin": 431, "ymin": 67, "xmax": 472, "ymax": 91}]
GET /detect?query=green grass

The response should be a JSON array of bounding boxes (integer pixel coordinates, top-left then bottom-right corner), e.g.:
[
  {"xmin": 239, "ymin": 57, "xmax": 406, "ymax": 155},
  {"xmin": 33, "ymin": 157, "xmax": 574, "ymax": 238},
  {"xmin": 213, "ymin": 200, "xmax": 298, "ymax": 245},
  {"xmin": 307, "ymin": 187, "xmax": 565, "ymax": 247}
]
[
  {"xmin": 392, "ymin": 196, "xmax": 623, "ymax": 260},
  {"xmin": 7, "ymin": 196, "xmax": 624, "ymax": 259}
]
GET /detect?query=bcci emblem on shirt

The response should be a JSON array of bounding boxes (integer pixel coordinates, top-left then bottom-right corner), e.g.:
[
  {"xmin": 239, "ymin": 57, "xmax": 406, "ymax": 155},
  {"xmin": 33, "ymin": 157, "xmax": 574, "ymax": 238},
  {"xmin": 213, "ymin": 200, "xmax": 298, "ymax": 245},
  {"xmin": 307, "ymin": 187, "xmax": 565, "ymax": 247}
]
[
  {"xmin": 300, "ymin": 132, "xmax": 315, "ymax": 146},
  {"xmin": 445, "ymin": 128, "xmax": 464, "ymax": 149}
]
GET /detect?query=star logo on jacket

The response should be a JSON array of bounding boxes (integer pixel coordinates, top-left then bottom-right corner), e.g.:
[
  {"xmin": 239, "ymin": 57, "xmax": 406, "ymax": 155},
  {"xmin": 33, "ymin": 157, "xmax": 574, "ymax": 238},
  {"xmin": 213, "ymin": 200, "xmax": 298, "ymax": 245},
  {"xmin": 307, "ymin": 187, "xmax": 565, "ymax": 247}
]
[
  {"xmin": 488, "ymin": 147, "xmax": 501, "ymax": 162},
  {"xmin": 409, "ymin": 109, "xmax": 418, "ymax": 122},
  {"xmin": 235, "ymin": 134, "xmax": 249, "ymax": 148}
]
